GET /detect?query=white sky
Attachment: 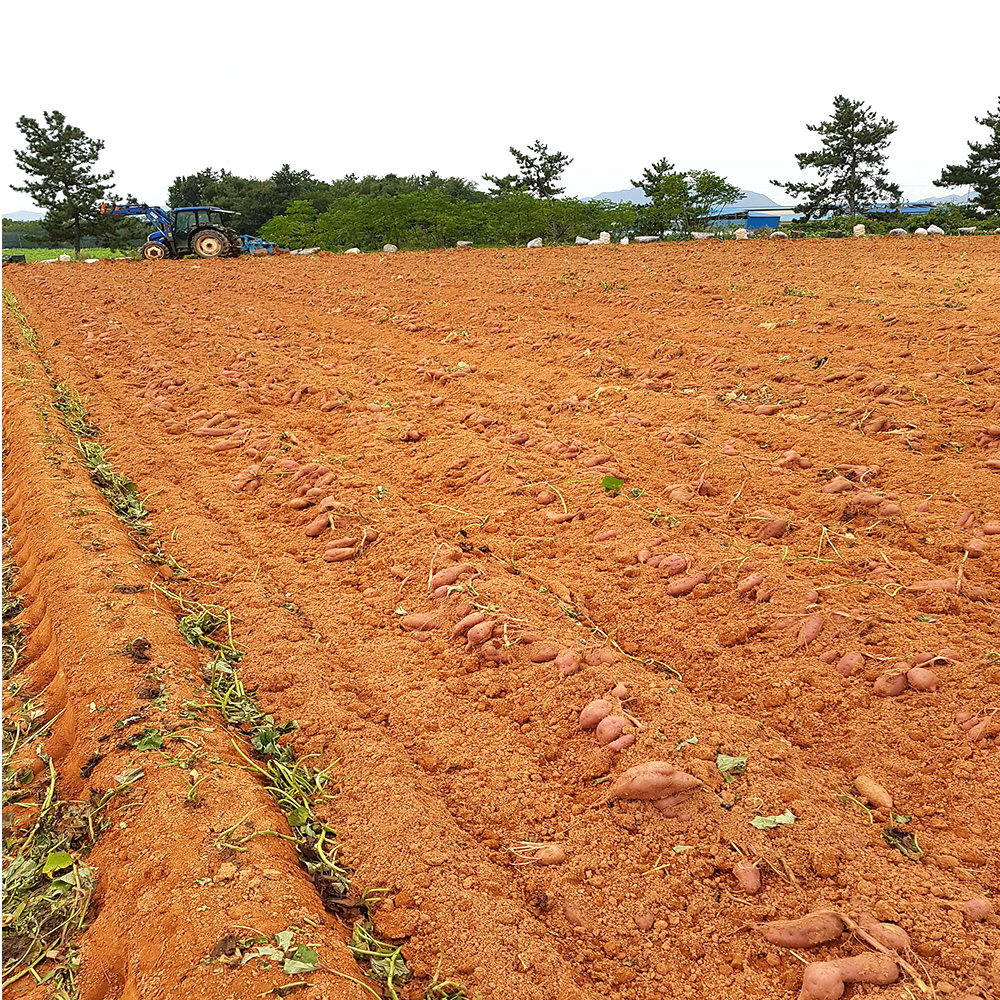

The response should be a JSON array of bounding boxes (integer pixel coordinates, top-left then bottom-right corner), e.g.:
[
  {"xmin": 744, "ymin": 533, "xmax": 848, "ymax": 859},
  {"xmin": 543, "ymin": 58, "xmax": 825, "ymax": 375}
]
[{"xmin": 4, "ymin": 0, "xmax": 998, "ymax": 212}]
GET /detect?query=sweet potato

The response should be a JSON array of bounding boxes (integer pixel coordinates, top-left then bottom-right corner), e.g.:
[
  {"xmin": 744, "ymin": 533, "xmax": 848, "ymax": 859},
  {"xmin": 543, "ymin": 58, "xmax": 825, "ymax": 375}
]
[
  {"xmin": 651, "ymin": 791, "xmax": 694, "ymax": 816},
  {"xmin": 529, "ymin": 645, "xmax": 558, "ymax": 663},
  {"xmin": 580, "ymin": 699, "xmax": 613, "ymax": 730},
  {"xmin": 546, "ymin": 510, "xmax": 575, "ymax": 523},
  {"xmin": 797, "ymin": 962, "xmax": 844, "ymax": 1000},
  {"xmin": 733, "ymin": 860, "xmax": 761, "ymax": 894},
  {"xmin": 955, "ymin": 509, "xmax": 975, "ymax": 528},
  {"xmin": 666, "ymin": 572, "xmax": 706, "ymax": 597},
  {"xmin": 961, "ymin": 897, "xmax": 994, "ymax": 921},
  {"xmin": 322, "ymin": 547, "xmax": 355, "ymax": 562},
  {"xmin": 327, "ymin": 536, "xmax": 360, "ymax": 549},
  {"xmin": 836, "ymin": 652, "xmax": 864, "ymax": 677},
  {"xmin": 908, "ymin": 578, "xmax": 957, "ymax": 593},
  {"xmin": 822, "ymin": 477, "xmax": 854, "ymax": 494},
  {"xmin": 554, "ymin": 649, "xmax": 580, "ymax": 675},
  {"xmin": 594, "ymin": 529, "xmax": 620, "ymax": 542},
  {"xmin": 601, "ymin": 761, "xmax": 701, "ymax": 804},
  {"xmin": 758, "ymin": 518, "xmax": 788, "ymax": 540},
  {"xmin": 596, "ymin": 716, "xmax": 627, "ymax": 746},
  {"xmin": 466, "ymin": 619, "xmax": 495, "ymax": 648},
  {"xmin": 452, "ymin": 611, "xmax": 486, "ymax": 638},
  {"xmin": 853, "ymin": 492, "xmax": 881, "ymax": 507},
  {"xmin": 658, "ymin": 554, "xmax": 688, "ymax": 577},
  {"xmin": 428, "ymin": 563, "xmax": 475, "ymax": 591},
  {"xmin": 798, "ymin": 954, "xmax": 898, "ymax": 1000},
  {"xmin": 399, "ymin": 612, "xmax": 439, "ymax": 632},
  {"xmin": 761, "ymin": 911, "xmax": 846, "ymax": 948},
  {"xmin": 479, "ymin": 641, "xmax": 511, "ymax": 664},
  {"xmin": 857, "ymin": 913, "xmax": 910, "ymax": 951},
  {"xmin": 737, "ymin": 572, "xmax": 765, "ymax": 594},
  {"xmin": 833, "ymin": 953, "xmax": 899, "ymax": 985},
  {"xmin": 534, "ymin": 845, "xmax": 567, "ymax": 865},
  {"xmin": 584, "ymin": 646, "xmax": 616, "ymax": 666},
  {"xmin": 604, "ymin": 733, "xmax": 635, "ymax": 753},
  {"xmin": 966, "ymin": 712, "xmax": 996, "ymax": 740},
  {"xmin": 874, "ymin": 670, "xmax": 907, "ymax": 697},
  {"xmin": 304, "ymin": 514, "xmax": 331, "ymax": 537},
  {"xmin": 906, "ymin": 666, "xmax": 938, "ymax": 692},
  {"xmin": 853, "ymin": 774, "xmax": 892, "ymax": 810},
  {"xmin": 796, "ymin": 614, "xmax": 825, "ymax": 648}
]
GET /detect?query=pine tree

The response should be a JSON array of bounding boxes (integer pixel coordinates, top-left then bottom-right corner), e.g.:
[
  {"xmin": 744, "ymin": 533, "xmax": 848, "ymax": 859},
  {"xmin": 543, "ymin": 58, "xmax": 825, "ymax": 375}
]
[
  {"xmin": 772, "ymin": 96, "xmax": 901, "ymax": 220},
  {"xmin": 934, "ymin": 98, "xmax": 1000, "ymax": 212},
  {"xmin": 12, "ymin": 111, "xmax": 117, "ymax": 258},
  {"xmin": 485, "ymin": 141, "xmax": 573, "ymax": 199}
]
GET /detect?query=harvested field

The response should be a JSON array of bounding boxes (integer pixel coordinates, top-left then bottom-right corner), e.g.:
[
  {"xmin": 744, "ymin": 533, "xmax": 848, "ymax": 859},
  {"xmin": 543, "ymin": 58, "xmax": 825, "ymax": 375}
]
[{"xmin": 3, "ymin": 237, "xmax": 999, "ymax": 1000}]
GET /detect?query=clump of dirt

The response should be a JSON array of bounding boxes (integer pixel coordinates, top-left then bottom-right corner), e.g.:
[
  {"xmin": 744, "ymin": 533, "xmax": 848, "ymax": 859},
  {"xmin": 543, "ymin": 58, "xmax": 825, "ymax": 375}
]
[{"xmin": 3, "ymin": 237, "xmax": 999, "ymax": 1000}]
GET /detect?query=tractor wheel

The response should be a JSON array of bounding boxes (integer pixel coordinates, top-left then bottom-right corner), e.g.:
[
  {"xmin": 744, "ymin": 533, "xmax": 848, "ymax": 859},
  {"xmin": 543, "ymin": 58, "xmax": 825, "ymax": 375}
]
[
  {"xmin": 192, "ymin": 229, "xmax": 230, "ymax": 258},
  {"xmin": 225, "ymin": 230, "xmax": 245, "ymax": 257},
  {"xmin": 140, "ymin": 241, "xmax": 170, "ymax": 260}
]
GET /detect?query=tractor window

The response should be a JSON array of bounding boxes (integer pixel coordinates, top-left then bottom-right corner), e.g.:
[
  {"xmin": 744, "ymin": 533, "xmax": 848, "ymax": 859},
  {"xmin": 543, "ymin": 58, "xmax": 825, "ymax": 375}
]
[
  {"xmin": 203, "ymin": 211, "xmax": 225, "ymax": 228},
  {"xmin": 175, "ymin": 211, "xmax": 196, "ymax": 234}
]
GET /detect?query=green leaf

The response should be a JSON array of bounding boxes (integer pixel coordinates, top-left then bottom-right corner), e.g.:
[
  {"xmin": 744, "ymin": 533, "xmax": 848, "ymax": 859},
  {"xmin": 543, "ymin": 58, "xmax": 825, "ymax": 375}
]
[
  {"xmin": 274, "ymin": 930, "xmax": 295, "ymax": 952},
  {"xmin": 286, "ymin": 806, "xmax": 310, "ymax": 827},
  {"xmin": 242, "ymin": 945, "xmax": 284, "ymax": 965},
  {"xmin": 134, "ymin": 728, "xmax": 163, "ymax": 751},
  {"xmin": 716, "ymin": 754, "xmax": 748, "ymax": 775},
  {"xmin": 113, "ymin": 767, "xmax": 145, "ymax": 784},
  {"xmin": 750, "ymin": 810, "xmax": 796, "ymax": 829},
  {"xmin": 283, "ymin": 945, "xmax": 319, "ymax": 975},
  {"xmin": 672, "ymin": 845, "xmax": 694, "ymax": 853},
  {"xmin": 601, "ymin": 475, "xmax": 625, "ymax": 495},
  {"xmin": 371, "ymin": 951, "xmax": 410, "ymax": 982},
  {"xmin": 894, "ymin": 814, "xmax": 912, "ymax": 824},
  {"xmin": 42, "ymin": 850, "xmax": 74, "ymax": 876}
]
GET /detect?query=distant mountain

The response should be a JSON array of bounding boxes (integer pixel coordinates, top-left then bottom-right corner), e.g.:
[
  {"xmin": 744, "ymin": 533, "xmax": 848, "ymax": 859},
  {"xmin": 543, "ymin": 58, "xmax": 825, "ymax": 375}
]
[
  {"xmin": 586, "ymin": 188, "xmax": 781, "ymax": 214},
  {"xmin": 3, "ymin": 210, "xmax": 44, "ymax": 221},
  {"xmin": 914, "ymin": 192, "xmax": 974, "ymax": 205}
]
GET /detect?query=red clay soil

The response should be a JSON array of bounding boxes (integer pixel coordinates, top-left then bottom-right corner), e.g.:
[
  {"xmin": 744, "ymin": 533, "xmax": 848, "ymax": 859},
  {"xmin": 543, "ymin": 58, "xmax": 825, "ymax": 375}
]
[{"xmin": 3, "ymin": 237, "xmax": 999, "ymax": 1000}]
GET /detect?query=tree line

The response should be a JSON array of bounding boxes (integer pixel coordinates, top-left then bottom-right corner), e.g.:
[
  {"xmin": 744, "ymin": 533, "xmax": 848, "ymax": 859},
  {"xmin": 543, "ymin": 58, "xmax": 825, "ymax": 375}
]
[{"xmin": 9, "ymin": 97, "xmax": 1000, "ymax": 256}]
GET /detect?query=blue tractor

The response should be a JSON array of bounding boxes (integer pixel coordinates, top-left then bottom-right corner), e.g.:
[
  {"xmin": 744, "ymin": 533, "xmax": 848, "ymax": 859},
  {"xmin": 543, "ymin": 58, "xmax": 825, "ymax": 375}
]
[{"xmin": 99, "ymin": 202, "xmax": 284, "ymax": 260}]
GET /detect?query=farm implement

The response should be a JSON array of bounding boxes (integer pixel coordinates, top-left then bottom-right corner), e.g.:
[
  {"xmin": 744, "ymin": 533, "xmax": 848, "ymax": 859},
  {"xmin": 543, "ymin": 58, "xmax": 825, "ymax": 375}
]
[{"xmin": 99, "ymin": 202, "xmax": 305, "ymax": 260}]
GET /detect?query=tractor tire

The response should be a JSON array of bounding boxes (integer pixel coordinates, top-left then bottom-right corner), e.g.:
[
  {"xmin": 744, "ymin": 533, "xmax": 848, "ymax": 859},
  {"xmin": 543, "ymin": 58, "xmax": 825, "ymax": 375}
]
[
  {"xmin": 224, "ymin": 229, "xmax": 245, "ymax": 257},
  {"xmin": 192, "ymin": 229, "xmax": 230, "ymax": 258},
  {"xmin": 140, "ymin": 241, "xmax": 170, "ymax": 260}
]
